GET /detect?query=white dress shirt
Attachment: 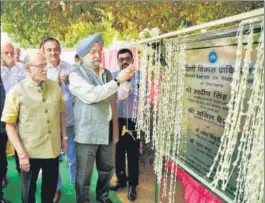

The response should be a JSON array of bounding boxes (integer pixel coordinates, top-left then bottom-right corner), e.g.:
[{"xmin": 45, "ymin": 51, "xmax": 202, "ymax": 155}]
[
  {"xmin": 1, "ymin": 62, "xmax": 27, "ymax": 94},
  {"xmin": 47, "ymin": 60, "xmax": 75, "ymax": 126},
  {"xmin": 69, "ymin": 68, "xmax": 130, "ymax": 121}
]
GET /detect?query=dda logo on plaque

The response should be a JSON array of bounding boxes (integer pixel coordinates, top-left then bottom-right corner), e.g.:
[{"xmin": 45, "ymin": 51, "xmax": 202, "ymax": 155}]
[{"xmin": 208, "ymin": 50, "xmax": 218, "ymax": 64}]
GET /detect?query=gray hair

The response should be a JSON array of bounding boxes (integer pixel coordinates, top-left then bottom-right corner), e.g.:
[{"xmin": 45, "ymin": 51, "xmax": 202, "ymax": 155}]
[{"xmin": 24, "ymin": 52, "xmax": 45, "ymax": 65}]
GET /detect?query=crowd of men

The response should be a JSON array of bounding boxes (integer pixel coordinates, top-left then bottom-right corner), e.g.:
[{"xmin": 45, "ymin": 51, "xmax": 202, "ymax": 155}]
[{"xmin": 0, "ymin": 33, "xmax": 141, "ymax": 203}]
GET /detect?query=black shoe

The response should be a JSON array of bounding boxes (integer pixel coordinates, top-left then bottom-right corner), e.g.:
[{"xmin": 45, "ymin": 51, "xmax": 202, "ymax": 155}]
[
  {"xmin": 97, "ymin": 198, "xmax": 113, "ymax": 203},
  {"xmin": 127, "ymin": 186, "xmax": 137, "ymax": 202},
  {"xmin": 0, "ymin": 196, "xmax": 12, "ymax": 203},
  {"xmin": 1, "ymin": 177, "xmax": 8, "ymax": 188},
  {"xmin": 109, "ymin": 181, "xmax": 127, "ymax": 191}
]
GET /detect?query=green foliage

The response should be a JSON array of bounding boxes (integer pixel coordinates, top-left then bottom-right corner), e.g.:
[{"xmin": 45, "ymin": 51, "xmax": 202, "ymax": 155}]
[
  {"xmin": 1, "ymin": 1, "xmax": 263, "ymax": 48},
  {"xmin": 1, "ymin": 1, "xmax": 115, "ymax": 48}
]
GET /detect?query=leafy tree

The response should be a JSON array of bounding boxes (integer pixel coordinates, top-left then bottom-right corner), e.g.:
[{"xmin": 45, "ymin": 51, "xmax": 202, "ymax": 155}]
[
  {"xmin": 1, "ymin": 1, "xmax": 263, "ymax": 48},
  {"xmin": 108, "ymin": 1, "xmax": 263, "ymax": 39},
  {"xmin": 1, "ymin": 1, "xmax": 115, "ymax": 48}
]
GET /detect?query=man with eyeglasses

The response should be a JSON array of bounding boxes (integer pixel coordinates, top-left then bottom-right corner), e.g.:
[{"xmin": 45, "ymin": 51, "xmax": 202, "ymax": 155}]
[
  {"xmin": 40, "ymin": 37, "xmax": 76, "ymax": 202},
  {"xmin": 1, "ymin": 52, "xmax": 67, "ymax": 203},
  {"xmin": 110, "ymin": 49, "xmax": 140, "ymax": 201},
  {"xmin": 1, "ymin": 42, "xmax": 26, "ymax": 188},
  {"xmin": 69, "ymin": 33, "xmax": 135, "ymax": 203}
]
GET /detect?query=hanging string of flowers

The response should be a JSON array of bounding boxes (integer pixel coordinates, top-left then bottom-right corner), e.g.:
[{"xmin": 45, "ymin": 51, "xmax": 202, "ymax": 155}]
[
  {"xmin": 207, "ymin": 21, "xmax": 245, "ymax": 187},
  {"xmin": 131, "ymin": 51, "xmax": 140, "ymax": 123},
  {"xmin": 136, "ymin": 43, "xmax": 150, "ymax": 140},
  {"xmin": 136, "ymin": 15, "xmax": 263, "ymax": 203},
  {"xmin": 174, "ymin": 41, "xmax": 186, "ymax": 203},
  {"xmin": 234, "ymin": 20, "xmax": 264, "ymax": 203},
  {"xmin": 207, "ymin": 17, "xmax": 264, "ymax": 203},
  {"xmin": 136, "ymin": 38, "xmax": 186, "ymax": 203},
  {"xmin": 167, "ymin": 39, "xmax": 186, "ymax": 203}
]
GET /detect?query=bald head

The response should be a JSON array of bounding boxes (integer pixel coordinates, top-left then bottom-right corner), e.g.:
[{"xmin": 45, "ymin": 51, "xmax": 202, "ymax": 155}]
[
  {"xmin": 1, "ymin": 42, "xmax": 14, "ymax": 50},
  {"xmin": 1, "ymin": 42, "xmax": 15, "ymax": 68}
]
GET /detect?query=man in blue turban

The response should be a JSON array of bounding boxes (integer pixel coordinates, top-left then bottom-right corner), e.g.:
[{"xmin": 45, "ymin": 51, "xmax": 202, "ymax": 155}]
[{"xmin": 69, "ymin": 33, "xmax": 135, "ymax": 203}]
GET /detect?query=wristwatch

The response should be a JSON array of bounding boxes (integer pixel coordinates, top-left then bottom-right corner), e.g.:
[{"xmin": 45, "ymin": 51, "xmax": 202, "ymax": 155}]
[
  {"xmin": 114, "ymin": 78, "xmax": 120, "ymax": 86},
  {"xmin": 62, "ymin": 136, "xmax": 68, "ymax": 140}
]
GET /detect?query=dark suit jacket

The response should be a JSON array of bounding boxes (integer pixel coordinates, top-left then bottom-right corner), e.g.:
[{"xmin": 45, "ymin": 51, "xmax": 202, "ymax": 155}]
[{"xmin": 0, "ymin": 77, "xmax": 6, "ymax": 134}]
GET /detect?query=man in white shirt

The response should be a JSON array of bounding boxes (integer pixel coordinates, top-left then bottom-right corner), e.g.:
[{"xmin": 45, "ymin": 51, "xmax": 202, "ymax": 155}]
[
  {"xmin": 1, "ymin": 43, "xmax": 26, "ymax": 94},
  {"xmin": 110, "ymin": 49, "xmax": 140, "ymax": 202},
  {"xmin": 69, "ymin": 33, "xmax": 134, "ymax": 203},
  {"xmin": 40, "ymin": 37, "xmax": 76, "ymax": 203},
  {"xmin": 1, "ymin": 42, "xmax": 26, "ymax": 187}
]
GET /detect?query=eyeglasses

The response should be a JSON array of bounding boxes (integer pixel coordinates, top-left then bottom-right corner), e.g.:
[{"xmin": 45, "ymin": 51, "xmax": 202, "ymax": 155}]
[
  {"xmin": 118, "ymin": 57, "xmax": 132, "ymax": 63},
  {"xmin": 30, "ymin": 63, "xmax": 47, "ymax": 69}
]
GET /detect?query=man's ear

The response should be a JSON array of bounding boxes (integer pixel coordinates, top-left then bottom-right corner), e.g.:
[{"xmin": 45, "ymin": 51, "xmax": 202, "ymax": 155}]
[
  {"xmin": 24, "ymin": 64, "xmax": 31, "ymax": 73},
  {"xmin": 40, "ymin": 46, "xmax": 45, "ymax": 54}
]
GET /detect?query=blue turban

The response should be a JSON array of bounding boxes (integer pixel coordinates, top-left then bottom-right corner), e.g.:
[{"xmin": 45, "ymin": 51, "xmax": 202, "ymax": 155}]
[{"xmin": 76, "ymin": 33, "xmax": 104, "ymax": 57}]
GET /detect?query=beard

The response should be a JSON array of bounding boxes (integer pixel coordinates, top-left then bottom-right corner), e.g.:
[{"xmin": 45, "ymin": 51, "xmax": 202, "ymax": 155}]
[
  {"xmin": 82, "ymin": 57, "xmax": 101, "ymax": 69},
  {"xmin": 92, "ymin": 60, "xmax": 101, "ymax": 68}
]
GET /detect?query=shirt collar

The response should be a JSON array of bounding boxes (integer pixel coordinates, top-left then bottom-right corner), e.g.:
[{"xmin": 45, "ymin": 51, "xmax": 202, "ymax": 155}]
[
  {"xmin": 1, "ymin": 63, "xmax": 17, "ymax": 70},
  {"xmin": 26, "ymin": 78, "xmax": 46, "ymax": 88},
  {"xmin": 47, "ymin": 60, "xmax": 63, "ymax": 70}
]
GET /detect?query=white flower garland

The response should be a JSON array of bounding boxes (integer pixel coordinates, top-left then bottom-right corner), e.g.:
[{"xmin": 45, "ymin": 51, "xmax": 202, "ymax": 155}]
[
  {"xmin": 234, "ymin": 20, "xmax": 264, "ymax": 203},
  {"xmin": 136, "ymin": 16, "xmax": 263, "ymax": 203},
  {"xmin": 136, "ymin": 43, "xmax": 150, "ymax": 140},
  {"xmin": 207, "ymin": 17, "xmax": 264, "ymax": 203},
  {"xmin": 136, "ymin": 39, "xmax": 186, "ymax": 203}
]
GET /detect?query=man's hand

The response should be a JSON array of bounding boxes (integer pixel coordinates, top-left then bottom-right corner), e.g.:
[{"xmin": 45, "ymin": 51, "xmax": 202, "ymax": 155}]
[
  {"xmin": 117, "ymin": 64, "xmax": 136, "ymax": 83},
  {"xmin": 62, "ymin": 139, "xmax": 68, "ymax": 153},
  {"xmin": 60, "ymin": 74, "xmax": 69, "ymax": 84},
  {"xmin": 18, "ymin": 152, "xmax": 30, "ymax": 172}
]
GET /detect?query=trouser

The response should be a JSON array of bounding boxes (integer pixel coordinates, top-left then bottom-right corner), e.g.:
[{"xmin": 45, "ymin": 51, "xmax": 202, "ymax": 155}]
[
  {"xmin": 67, "ymin": 126, "xmax": 76, "ymax": 184},
  {"xmin": 56, "ymin": 125, "xmax": 76, "ymax": 190},
  {"xmin": 21, "ymin": 156, "xmax": 59, "ymax": 203},
  {"xmin": 75, "ymin": 143, "xmax": 114, "ymax": 203},
  {"xmin": 115, "ymin": 118, "xmax": 140, "ymax": 187},
  {"xmin": 0, "ymin": 133, "xmax": 8, "ymax": 179},
  {"xmin": 0, "ymin": 133, "xmax": 8, "ymax": 198}
]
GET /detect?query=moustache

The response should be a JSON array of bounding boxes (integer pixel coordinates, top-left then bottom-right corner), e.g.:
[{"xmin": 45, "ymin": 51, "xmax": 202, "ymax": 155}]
[{"xmin": 122, "ymin": 63, "xmax": 129, "ymax": 69}]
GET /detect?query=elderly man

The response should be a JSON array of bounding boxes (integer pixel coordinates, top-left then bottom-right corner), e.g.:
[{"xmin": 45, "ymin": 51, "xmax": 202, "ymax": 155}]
[
  {"xmin": 40, "ymin": 36, "xmax": 76, "ymax": 202},
  {"xmin": 1, "ymin": 42, "xmax": 26, "ymax": 186},
  {"xmin": 69, "ymin": 33, "xmax": 135, "ymax": 203},
  {"xmin": 110, "ymin": 49, "xmax": 140, "ymax": 201},
  {"xmin": 1, "ymin": 43, "xmax": 26, "ymax": 95},
  {"xmin": 1, "ymin": 52, "xmax": 67, "ymax": 203}
]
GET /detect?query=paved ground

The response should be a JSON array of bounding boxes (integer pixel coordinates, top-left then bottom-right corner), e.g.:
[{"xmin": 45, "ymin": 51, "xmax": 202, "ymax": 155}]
[
  {"xmin": 111, "ymin": 164, "xmax": 185, "ymax": 203},
  {"xmin": 111, "ymin": 164, "xmax": 156, "ymax": 203}
]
